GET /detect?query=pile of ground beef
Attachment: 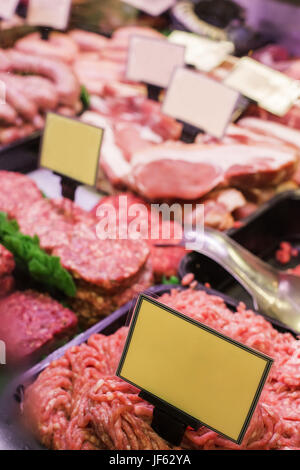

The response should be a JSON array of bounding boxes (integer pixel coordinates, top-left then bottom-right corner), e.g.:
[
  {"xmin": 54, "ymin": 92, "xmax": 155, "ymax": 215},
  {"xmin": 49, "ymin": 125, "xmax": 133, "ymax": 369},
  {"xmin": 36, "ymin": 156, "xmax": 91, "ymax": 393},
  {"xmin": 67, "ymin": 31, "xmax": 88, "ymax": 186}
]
[{"xmin": 23, "ymin": 288, "xmax": 300, "ymax": 450}]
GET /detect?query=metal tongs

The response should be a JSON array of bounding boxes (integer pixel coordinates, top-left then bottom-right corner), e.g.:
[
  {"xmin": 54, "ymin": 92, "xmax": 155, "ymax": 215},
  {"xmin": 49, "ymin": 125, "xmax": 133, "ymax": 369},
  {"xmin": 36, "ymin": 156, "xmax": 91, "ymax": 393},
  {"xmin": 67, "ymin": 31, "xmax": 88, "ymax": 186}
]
[{"xmin": 158, "ymin": 228, "xmax": 300, "ymax": 332}]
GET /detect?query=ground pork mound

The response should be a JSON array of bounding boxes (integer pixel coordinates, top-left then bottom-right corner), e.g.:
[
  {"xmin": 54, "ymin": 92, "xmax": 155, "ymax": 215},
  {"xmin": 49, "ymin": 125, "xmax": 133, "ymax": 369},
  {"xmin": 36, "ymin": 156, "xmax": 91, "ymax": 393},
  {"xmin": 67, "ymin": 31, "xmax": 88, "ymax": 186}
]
[{"xmin": 23, "ymin": 289, "xmax": 300, "ymax": 450}]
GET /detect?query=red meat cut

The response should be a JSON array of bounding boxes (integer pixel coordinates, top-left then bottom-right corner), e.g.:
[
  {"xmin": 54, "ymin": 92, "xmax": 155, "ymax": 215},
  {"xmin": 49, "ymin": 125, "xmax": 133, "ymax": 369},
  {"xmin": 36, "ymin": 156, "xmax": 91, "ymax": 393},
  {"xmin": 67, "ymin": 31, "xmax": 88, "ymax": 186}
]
[
  {"xmin": 92, "ymin": 193, "xmax": 186, "ymax": 281},
  {"xmin": 128, "ymin": 141, "xmax": 297, "ymax": 200},
  {"xmin": 0, "ymin": 171, "xmax": 42, "ymax": 219},
  {"xmin": 0, "ymin": 290, "xmax": 77, "ymax": 363}
]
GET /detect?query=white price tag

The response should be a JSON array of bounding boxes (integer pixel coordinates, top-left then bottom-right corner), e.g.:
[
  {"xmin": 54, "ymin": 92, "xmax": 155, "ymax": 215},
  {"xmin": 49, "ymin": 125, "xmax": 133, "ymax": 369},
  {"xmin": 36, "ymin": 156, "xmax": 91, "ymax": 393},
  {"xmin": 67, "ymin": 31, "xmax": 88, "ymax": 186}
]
[
  {"xmin": 168, "ymin": 30, "xmax": 234, "ymax": 72},
  {"xmin": 224, "ymin": 57, "xmax": 300, "ymax": 117},
  {"xmin": 127, "ymin": 36, "xmax": 185, "ymax": 88},
  {"xmin": 0, "ymin": 0, "xmax": 19, "ymax": 20},
  {"xmin": 162, "ymin": 67, "xmax": 240, "ymax": 139},
  {"xmin": 121, "ymin": 0, "xmax": 175, "ymax": 16},
  {"xmin": 27, "ymin": 0, "xmax": 72, "ymax": 30}
]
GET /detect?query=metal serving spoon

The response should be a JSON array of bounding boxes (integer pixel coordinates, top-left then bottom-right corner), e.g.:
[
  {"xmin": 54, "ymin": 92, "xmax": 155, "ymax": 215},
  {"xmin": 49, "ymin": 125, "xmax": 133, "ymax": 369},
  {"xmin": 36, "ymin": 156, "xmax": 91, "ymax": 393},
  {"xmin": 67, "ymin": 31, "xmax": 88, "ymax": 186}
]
[{"xmin": 158, "ymin": 228, "xmax": 300, "ymax": 332}]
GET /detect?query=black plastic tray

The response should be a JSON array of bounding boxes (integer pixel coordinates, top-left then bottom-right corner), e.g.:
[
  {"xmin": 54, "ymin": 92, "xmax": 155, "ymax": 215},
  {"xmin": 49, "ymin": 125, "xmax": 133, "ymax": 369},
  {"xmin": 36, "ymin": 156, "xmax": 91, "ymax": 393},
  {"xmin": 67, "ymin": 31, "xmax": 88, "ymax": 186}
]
[
  {"xmin": 179, "ymin": 190, "xmax": 300, "ymax": 324},
  {"xmin": 0, "ymin": 132, "xmax": 40, "ymax": 173},
  {"xmin": 0, "ymin": 280, "xmax": 296, "ymax": 451}
]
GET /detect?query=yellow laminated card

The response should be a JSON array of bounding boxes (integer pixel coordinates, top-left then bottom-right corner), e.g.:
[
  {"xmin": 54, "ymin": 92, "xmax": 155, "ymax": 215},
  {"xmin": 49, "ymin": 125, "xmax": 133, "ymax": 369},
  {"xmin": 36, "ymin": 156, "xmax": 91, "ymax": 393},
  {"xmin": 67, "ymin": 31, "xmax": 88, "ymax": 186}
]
[
  {"xmin": 40, "ymin": 113, "xmax": 104, "ymax": 187},
  {"xmin": 117, "ymin": 294, "xmax": 273, "ymax": 445}
]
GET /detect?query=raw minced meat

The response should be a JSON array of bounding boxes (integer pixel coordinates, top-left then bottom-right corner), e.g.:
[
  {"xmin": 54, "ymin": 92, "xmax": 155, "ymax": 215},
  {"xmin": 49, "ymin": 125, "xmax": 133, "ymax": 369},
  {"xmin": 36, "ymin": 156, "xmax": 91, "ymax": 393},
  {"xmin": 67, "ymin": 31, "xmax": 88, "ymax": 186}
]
[
  {"xmin": 52, "ymin": 226, "xmax": 150, "ymax": 292},
  {"xmin": 17, "ymin": 198, "xmax": 72, "ymax": 252},
  {"xmin": 92, "ymin": 193, "xmax": 187, "ymax": 282},
  {"xmin": 0, "ymin": 171, "xmax": 42, "ymax": 219},
  {"xmin": 150, "ymin": 245, "xmax": 186, "ymax": 282},
  {"xmin": 0, "ymin": 290, "xmax": 78, "ymax": 363},
  {"xmin": 69, "ymin": 259, "xmax": 153, "ymax": 327},
  {"xmin": 23, "ymin": 288, "xmax": 300, "ymax": 450}
]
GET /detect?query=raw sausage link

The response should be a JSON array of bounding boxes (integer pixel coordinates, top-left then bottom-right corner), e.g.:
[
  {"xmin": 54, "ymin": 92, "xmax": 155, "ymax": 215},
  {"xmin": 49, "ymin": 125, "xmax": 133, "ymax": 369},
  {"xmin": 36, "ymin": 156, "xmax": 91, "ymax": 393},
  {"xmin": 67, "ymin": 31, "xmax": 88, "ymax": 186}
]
[
  {"xmin": 0, "ymin": 73, "xmax": 37, "ymax": 121},
  {"xmin": 0, "ymin": 50, "xmax": 10, "ymax": 71},
  {"xmin": 16, "ymin": 32, "xmax": 79, "ymax": 64},
  {"xmin": 0, "ymin": 124, "xmax": 35, "ymax": 145},
  {"xmin": 0, "ymin": 103, "xmax": 18, "ymax": 125},
  {"xmin": 69, "ymin": 29, "xmax": 108, "ymax": 53},
  {"xmin": 0, "ymin": 73, "xmax": 58, "ymax": 111},
  {"xmin": 7, "ymin": 50, "xmax": 80, "ymax": 106},
  {"xmin": 21, "ymin": 76, "xmax": 59, "ymax": 110}
]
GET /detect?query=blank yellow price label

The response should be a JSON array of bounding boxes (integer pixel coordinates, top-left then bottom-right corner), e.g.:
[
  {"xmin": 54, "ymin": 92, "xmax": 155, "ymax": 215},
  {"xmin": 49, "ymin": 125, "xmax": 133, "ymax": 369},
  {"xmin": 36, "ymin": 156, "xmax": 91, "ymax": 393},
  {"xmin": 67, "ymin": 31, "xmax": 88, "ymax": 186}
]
[
  {"xmin": 40, "ymin": 113, "xmax": 104, "ymax": 187},
  {"xmin": 117, "ymin": 294, "xmax": 273, "ymax": 444}
]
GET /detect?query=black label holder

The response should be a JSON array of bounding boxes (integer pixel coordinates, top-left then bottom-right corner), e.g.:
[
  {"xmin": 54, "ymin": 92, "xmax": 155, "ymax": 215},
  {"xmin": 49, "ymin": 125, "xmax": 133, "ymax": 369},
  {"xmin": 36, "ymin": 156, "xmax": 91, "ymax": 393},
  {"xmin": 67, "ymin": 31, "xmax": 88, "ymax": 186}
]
[{"xmin": 139, "ymin": 390, "xmax": 200, "ymax": 446}]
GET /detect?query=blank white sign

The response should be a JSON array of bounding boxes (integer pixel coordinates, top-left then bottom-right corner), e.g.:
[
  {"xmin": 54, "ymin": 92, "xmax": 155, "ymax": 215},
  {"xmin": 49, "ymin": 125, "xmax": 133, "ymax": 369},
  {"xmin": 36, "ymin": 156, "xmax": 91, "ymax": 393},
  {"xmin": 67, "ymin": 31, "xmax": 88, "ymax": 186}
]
[
  {"xmin": 27, "ymin": 0, "xmax": 72, "ymax": 30},
  {"xmin": 162, "ymin": 67, "xmax": 240, "ymax": 139},
  {"xmin": 0, "ymin": 0, "xmax": 19, "ymax": 20},
  {"xmin": 127, "ymin": 36, "xmax": 186, "ymax": 88}
]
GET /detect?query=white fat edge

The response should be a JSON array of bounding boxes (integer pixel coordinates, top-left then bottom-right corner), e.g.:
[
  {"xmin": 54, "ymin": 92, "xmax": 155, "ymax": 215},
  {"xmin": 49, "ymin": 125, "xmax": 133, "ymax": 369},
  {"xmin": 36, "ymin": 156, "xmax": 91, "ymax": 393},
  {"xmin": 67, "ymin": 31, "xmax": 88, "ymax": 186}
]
[
  {"xmin": 239, "ymin": 117, "xmax": 300, "ymax": 150},
  {"xmin": 213, "ymin": 188, "xmax": 246, "ymax": 212},
  {"xmin": 89, "ymin": 95, "xmax": 110, "ymax": 114},
  {"xmin": 130, "ymin": 142, "xmax": 296, "ymax": 171},
  {"xmin": 226, "ymin": 123, "xmax": 281, "ymax": 145},
  {"xmin": 115, "ymin": 122, "xmax": 162, "ymax": 143},
  {"xmin": 80, "ymin": 111, "xmax": 131, "ymax": 180},
  {"xmin": 140, "ymin": 126, "xmax": 163, "ymax": 144}
]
